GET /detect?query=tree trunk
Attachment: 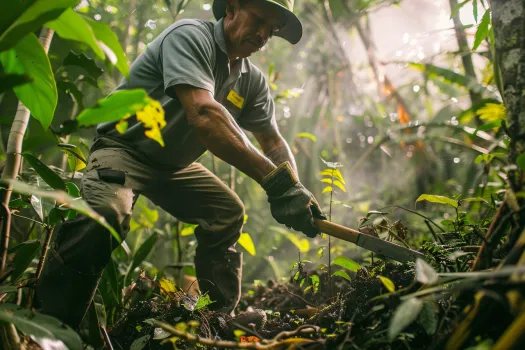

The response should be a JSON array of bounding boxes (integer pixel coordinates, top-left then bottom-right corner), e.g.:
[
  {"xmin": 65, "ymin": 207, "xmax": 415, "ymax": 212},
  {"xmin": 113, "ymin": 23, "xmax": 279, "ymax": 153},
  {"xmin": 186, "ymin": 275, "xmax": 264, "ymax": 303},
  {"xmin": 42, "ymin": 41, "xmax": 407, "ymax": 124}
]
[
  {"xmin": 492, "ymin": 0, "xmax": 525, "ymax": 191},
  {"xmin": 0, "ymin": 27, "xmax": 55, "ymax": 275}
]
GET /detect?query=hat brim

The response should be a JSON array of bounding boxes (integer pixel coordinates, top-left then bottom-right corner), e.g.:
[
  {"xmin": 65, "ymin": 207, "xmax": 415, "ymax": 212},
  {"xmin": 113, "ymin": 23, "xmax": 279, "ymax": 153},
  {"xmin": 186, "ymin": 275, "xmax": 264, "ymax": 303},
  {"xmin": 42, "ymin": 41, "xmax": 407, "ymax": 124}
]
[{"xmin": 213, "ymin": 0, "xmax": 302, "ymax": 45}]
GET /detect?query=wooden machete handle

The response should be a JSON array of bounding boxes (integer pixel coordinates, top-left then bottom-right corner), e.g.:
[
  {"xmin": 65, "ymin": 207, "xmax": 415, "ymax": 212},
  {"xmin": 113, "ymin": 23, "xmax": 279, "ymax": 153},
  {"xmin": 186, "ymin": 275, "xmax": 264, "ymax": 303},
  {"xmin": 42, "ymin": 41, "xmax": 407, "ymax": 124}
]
[{"xmin": 313, "ymin": 218, "xmax": 360, "ymax": 244}]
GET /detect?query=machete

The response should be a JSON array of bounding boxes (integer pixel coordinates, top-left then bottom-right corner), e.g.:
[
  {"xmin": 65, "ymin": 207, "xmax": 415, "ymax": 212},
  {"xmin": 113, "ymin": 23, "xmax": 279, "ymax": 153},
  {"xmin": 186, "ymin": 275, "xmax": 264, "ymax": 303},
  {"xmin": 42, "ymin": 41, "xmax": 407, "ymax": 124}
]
[{"xmin": 314, "ymin": 218, "xmax": 425, "ymax": 263}]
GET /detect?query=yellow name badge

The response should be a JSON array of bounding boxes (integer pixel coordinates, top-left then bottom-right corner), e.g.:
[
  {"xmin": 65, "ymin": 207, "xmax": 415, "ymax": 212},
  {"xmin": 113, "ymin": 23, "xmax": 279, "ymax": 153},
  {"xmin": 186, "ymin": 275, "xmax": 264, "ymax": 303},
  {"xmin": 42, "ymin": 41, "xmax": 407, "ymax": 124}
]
[{"xmin": 226, "ymin": 89, "xmax": 245, "ymax": 109}]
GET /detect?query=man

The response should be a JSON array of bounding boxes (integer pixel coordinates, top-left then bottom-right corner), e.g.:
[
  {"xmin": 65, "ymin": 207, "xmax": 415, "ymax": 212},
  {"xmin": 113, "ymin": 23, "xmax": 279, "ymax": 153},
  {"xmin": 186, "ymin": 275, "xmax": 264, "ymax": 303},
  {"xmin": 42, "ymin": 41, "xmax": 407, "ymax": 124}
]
[{"xmin": 35, "ymin": 0, "xmax": 323, "ymax": 328}]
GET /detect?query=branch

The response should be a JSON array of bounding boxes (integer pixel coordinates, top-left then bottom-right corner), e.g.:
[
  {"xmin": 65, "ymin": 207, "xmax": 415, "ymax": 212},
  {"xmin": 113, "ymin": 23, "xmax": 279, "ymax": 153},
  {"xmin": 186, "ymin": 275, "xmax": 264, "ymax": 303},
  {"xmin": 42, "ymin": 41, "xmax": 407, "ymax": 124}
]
[{"xmin": 152, "ymin": 320, "xmax": 319, "ymax": 349}]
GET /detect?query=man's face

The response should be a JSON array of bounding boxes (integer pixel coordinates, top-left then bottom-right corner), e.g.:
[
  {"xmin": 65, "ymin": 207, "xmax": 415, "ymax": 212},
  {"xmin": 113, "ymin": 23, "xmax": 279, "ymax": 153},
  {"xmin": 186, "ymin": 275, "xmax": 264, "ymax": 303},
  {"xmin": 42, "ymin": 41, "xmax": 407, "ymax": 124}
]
[{"xmin": 223, "ymin": 0, "xmax": 285, "ymax": 59}]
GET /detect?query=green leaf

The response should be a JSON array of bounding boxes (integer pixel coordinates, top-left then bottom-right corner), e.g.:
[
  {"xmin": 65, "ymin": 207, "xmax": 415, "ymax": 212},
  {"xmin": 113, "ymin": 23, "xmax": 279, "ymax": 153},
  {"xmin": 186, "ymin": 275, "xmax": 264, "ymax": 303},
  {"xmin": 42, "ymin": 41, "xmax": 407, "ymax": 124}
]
[
  {"xmin": 415, "ymin": 258, "xmax": 438, "ymax": 285},
  {"xmin": 317, "ymin": 247, "xmax": 324, "ymax": 258},
  {"xmin": 180, "ymin": 223, "xmax": 197, "ymax": 236},
  {"xmin": 322, "ymin": 186, "xmax": 333, "ymax": 193},
  {"xmin": 0, "ymin": 34, "xmax": 57, "ymax": 129},
  {"xmin": 62, "ymin": 51, "xmax": 104, "ymax": 81},
  {"xmin": 0, "ymin": 73, "xmax": 32, "ymax": 93},
  {"xmin": 0, "ymin": 285, "xmax": 17, "ymax": 294},
  {"xmin": 416, "ymin": 194, "xmax": 458, "ymax": 208},
  {"xmin": 388, "ymin": 298, "xmax": 424, "ymax": 341},
  {"xmin": 10, "ymin": 240, "xmax": 41, "ymax": 281},
  {"xmin": 0, "ymin": 303, "xmax": 82, "ymax": 350},
  {"xmin": 0, "ymin": 0, "xmax": 77, "ymax": 52},
  {"xmin": 474, "ymin": 153, "xmax": 495, "ymax": 164},
  {"xmin": 462, "ymin": 197, "xmax": 489, "ymax": 204},
  {"xmin": 238, "ymin": 232, "xmax": 256, "ymax": 256},
  {"xmin": 417, "ymin": 302, "xmax": 438, "ymax": 335},
  {"xmin": 268, "ymin": 62, "xmax": 275, "ymax": 81},
  {"xmin": 130, "ymin": 335, "xmax": 151, "ymax": 350},
  {"xmin": 517, "ymin": 153, "xmax": 525, "ymax": 171},
  {"xmin": 474, "ymin": 120, "xmax": 501, "ymax": 134},
  {"xmin": 46, "ymin": 9, "xmax": 104, "ymax": 59},
  {"xmin": 194, "ymin": 294, "xmax": 215, "ymax": 311},
  {"xmin": 378, "ymin": 275, "xmax": 395, "ymax": 292},
  {"xmin": 409, "ymin": 63, "xmax": 489, "ymax": 96},
  {"xmin": 284, "ymin": 233, "xmax": 310, "ymax": 252},
  {"xmin": 319, "ymin": 169, "xmax": 345, "ymax": 184},
  {"xmin": 332, "ymin": 270, "xmax": 350, "ymax": 281},
  {"xmin": 21, "ymin": 153, "xmax": 66, "ymax": 191},
  {"xmin": 332, "ymin": 256, "xmax": 361, "ymax": 272},
  {"xmin": 2, "ymin": 179, "xmax": 120, "ymax": 243},
  {"xmin": 57, "ymin": 79, "xmax": 85, "ymax": 110},
  {"xmin": 296, "ymin": 132, "xmax": 317, "ymax": 142},
  {"xmin": 76, "ymin": 89, "xmax": 149, "ymax": 126},
  {"xmin": 126, "ymin": 233, "xmax": 158, "ymax": 282},
  {"xmin": 310, "ymin": 275, "xmax": 320, "ymax": 294},
  {"xmin": 57, "ymin": 144, "xmax": 87, "ymax": 172},
  {"xmin": 473, "ymin": 10, "xmax": 491, "ymax": 51},
  {"xmin": 84, "ymin": 17, "xmax": 129, "ymax": 78},
  {"xmin": 450, "ymin": 0, "xmax": 469, "ymax": 19},
  {"xmin": 473, "ymin": 0, "xmax": 478, "ymax": 22},
  {"xmin": 333, "ymin": 180, "xmax": 346, "ymax": 192}
]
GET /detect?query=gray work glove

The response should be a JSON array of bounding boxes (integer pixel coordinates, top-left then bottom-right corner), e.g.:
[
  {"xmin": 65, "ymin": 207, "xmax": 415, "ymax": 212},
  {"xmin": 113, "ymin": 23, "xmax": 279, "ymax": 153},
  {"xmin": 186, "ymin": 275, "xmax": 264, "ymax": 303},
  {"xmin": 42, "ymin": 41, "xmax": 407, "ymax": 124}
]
[{"xmin": 261, "ymin": 162, "xmax": 326, "ymax": 238}]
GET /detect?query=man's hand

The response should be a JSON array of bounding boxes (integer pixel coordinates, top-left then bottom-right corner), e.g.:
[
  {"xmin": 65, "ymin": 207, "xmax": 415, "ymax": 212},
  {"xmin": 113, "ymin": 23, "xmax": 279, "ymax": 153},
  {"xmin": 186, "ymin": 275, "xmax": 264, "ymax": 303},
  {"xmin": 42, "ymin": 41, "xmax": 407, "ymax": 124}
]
[{"xmin": 261, "ymin": 161, "xmax": 326, "ymax": 238}]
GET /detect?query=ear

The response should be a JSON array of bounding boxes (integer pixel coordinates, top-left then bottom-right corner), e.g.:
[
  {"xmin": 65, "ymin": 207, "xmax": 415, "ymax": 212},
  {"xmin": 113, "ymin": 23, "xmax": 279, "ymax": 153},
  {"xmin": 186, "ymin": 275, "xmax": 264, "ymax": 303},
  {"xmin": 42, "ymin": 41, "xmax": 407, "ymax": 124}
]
[{"xmin": 225, "ymin": 0, "xmax": 240, "ymax": 17}]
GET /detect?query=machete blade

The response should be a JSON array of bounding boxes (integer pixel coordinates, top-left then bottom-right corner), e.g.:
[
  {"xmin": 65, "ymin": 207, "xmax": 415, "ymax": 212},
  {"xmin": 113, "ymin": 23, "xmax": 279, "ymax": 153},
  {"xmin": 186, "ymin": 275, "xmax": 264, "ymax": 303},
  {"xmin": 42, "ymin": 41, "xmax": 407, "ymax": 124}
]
[{"xmin": 355, "ymin": 234, "xmax": 425, "ymax": 263}]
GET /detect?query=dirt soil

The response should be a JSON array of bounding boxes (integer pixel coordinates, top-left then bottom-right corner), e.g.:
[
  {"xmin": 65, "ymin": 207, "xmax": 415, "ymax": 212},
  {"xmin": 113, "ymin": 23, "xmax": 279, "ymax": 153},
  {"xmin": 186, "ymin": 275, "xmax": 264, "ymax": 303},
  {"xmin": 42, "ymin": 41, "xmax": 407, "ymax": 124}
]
[{"xmin": 108, "ymin": 262, "xmax": 429, "ymax": 349}]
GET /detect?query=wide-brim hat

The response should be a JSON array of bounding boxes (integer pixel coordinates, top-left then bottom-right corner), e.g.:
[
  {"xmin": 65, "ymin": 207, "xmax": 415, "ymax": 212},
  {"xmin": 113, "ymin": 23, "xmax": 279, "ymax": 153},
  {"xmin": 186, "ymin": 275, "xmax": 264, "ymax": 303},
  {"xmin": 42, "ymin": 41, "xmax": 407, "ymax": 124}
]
[{"xmin": 213, "ymin": 0, "xmax": 302, "ymax": 44}]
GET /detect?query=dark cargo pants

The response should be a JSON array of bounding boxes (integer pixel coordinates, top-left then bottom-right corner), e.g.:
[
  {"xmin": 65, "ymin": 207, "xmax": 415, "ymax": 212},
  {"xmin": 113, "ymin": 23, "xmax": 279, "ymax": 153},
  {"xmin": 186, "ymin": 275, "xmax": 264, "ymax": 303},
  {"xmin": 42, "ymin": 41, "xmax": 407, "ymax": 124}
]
[{"xmin": 35, "ymin": 142, "xmax": 244, "ymax": 327}]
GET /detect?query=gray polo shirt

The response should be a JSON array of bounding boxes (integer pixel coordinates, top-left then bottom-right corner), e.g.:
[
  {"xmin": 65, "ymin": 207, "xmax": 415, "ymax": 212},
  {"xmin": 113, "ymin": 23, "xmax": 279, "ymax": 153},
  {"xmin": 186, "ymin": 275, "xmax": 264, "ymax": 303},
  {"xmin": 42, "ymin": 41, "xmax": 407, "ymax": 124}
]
[{"xmin": 97, "ymin": 18, "xmax": 276, "ymax": 169}]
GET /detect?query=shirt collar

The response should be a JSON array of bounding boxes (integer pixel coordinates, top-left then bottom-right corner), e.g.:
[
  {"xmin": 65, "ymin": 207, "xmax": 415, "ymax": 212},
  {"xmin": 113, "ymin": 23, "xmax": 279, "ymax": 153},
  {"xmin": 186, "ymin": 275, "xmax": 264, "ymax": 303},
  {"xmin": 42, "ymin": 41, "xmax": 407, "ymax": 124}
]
[{"xmin": 214, "ymin": 19, "xmax": 248, "ymax": 74}]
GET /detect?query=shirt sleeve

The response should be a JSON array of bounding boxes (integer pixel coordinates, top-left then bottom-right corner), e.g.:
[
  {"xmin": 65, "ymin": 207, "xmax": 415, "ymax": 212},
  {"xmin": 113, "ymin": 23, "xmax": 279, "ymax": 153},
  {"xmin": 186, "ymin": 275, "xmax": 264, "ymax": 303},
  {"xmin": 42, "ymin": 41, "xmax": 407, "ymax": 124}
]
[
  {"xmin": 160, "ymin": 24, "xmax": 215, "ymax": 95},
  {"xmin": 238, "ymin": 75, "xmax": 277, "ymax": 133}
]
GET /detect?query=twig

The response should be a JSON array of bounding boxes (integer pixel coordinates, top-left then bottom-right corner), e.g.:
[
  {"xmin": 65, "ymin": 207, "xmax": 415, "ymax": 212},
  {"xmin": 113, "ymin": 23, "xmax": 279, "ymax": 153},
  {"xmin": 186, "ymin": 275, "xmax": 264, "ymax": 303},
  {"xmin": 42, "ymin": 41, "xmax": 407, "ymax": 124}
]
[
  {"xmin": 425, "ymin": 219, "xmax": 443, "ymax": 243},
  {"xmin": 273, "ymin": 325, "xmax": 320, "ymax": 341},
  {"xmin": 282, "ymin": 286, "xmax": 317, "ymax": 308},
  {"xmin": 26, "ymin": 227, "xmax": 54, "ymax": 306},
  {"xmin": 101, "ymin": 325, "xmax": 114, "ymax": 350},
  {"xmin": 472, "ymin": 202, "xmax": 507, "ymax": 271},
  {"xmin": 380, "ymin": 205, "xmax": 446, "ymax": 233},
  {"xmin": 0, "ymin": 203, "xmax": 11, "ymax": 277},
  {"xmin": 152, "ymin": 320, "xmax": 318, "ymax": 349}
]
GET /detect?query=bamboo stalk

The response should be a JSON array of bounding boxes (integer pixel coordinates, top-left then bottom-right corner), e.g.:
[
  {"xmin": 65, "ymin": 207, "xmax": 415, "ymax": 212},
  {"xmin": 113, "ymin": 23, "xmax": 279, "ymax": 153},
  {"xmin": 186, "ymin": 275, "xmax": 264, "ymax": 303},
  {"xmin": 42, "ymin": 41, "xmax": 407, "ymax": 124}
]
[{"xmin": 0, "ymin": 27, "xmax": 55, "ymax": 276}]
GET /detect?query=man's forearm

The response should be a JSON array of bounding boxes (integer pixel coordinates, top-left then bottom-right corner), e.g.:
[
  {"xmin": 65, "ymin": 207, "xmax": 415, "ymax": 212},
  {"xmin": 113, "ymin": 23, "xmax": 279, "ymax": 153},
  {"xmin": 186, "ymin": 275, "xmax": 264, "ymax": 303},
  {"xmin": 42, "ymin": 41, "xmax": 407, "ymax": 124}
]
[
  {"xmin": 190, "ymin": 103, "xmax": 276, "ymax": 183},
  {"xmin": 264, "ymin": 142, "xmax": 298, "ymax": 175}
]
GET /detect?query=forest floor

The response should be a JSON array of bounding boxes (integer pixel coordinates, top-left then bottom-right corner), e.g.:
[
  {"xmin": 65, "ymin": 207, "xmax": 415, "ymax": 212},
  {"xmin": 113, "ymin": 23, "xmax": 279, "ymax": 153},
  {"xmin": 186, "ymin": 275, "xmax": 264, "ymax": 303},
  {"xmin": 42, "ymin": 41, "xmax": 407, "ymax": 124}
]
[{"xmin": 105, "ymin": 262, "xmax": 437, "ymax": 350}]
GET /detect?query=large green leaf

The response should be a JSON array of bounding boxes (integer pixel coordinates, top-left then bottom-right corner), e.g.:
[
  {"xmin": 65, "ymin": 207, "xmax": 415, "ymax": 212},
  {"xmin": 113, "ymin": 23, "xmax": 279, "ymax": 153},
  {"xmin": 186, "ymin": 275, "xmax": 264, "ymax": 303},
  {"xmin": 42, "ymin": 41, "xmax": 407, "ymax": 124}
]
[
  {"xmin": 22, "ymin": 153, "xmax": 66, "ymax": 191},
  {"xmin": 416, "ymin": 194, "xmax": 458, "ymax": 208},
  {"xmin": 410, "ymin": 63, "xmax": 489, "ymax": 96},
  {"xmin": 0, "ymin": 303, "xmax": 82, "ymax": 350},
  {"xmin": 388, "ymin": 298, "xmax": 423, "ymax": 340},
  {"xmin": 62, "ymin": 51, "xmax": 104, "ymax": 81},
  {"xmin": 125, "ymin": 233, "xmax": 158, "ymax": 282},
  {"xmin": 0, "ymin": 34, "xmax": 57, "ymax": 129},
  {"xmin": 46, "ymin": 8, "xmax": 104, "ymax": 60},
  {"xmin": 76, "ymin": 89, "xmax": 149, "ymax": 126},
  {"xmin": 84, "ymin": 17, "xmax": 129, "ymax": 78},
  {"xmin": 331, "ymin": 256, "xmax": 361, "ymax": 272},
  {"xmin": 0, "ymin": 0, "xmax": 77, "ymax": 52},
  {"xmin": 517, "ymin": 153, "xmax": 525, "ymax": 171},
  {"xmin": 9, "ymin": 240, "xmax": 41, "ymax": 281},
  {"xmin": 1, "ymin": 179, "xmax": 120, "ymax": 243}
]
